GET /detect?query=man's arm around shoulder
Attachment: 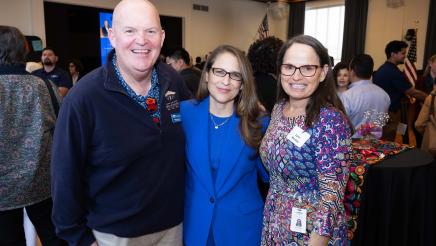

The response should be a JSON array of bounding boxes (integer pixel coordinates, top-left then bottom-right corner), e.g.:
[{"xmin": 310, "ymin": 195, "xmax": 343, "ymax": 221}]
[{"xmin": 51, "ymin": 98, "xmax": 96, "ymax": 246}]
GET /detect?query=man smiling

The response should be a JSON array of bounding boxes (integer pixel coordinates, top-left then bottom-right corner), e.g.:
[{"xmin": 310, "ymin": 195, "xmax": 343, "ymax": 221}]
[{"xmin": 50, "ymin": 1, "xmax": 191, "ymax": 245}]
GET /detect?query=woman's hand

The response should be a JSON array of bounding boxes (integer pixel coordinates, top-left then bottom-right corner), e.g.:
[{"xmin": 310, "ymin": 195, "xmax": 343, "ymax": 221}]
[{"xmin": 90, "ymin": 241, "xmax": 99, "ymax": 246}]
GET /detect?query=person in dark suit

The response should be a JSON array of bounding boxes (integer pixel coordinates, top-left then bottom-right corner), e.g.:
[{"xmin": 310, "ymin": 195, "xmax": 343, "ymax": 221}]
[{"xmin": 181, "ymin": 45, "xmax": 269, "ymax": 246}]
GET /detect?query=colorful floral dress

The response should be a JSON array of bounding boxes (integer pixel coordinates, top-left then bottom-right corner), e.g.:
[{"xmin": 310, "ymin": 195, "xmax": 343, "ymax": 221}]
[{"xmin": 260, "ymin": 101, "xmax": 352, "ymax": 246}]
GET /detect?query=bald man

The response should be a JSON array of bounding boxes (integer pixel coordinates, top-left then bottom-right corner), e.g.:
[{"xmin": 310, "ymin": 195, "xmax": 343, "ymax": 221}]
[{"xmin": 50, "ymin": 1, "xmax": 191, "ymax": 245}]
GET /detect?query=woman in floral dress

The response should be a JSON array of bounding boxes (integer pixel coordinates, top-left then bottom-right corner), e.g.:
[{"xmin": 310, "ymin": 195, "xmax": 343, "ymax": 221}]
[{"xmin": 260, "ymin": 35, "xmax": 352, "ymax": 246}]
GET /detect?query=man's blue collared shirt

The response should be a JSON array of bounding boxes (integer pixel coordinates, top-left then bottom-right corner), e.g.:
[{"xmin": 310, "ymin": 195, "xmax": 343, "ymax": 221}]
[{"xmin": 339, "ymin": 79, "xmax": 391, "ymax": 135}]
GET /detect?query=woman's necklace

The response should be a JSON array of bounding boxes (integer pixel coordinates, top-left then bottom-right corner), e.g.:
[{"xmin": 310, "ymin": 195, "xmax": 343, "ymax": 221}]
[{"xmin": 210, "ymin": 114, "xmax": 231, "ymax": 129}]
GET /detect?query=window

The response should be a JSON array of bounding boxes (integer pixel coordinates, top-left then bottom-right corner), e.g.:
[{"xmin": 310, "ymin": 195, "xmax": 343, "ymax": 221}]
[{"xmin": 304, "ymin": 2, "xmax": 345, "ymax": 65}]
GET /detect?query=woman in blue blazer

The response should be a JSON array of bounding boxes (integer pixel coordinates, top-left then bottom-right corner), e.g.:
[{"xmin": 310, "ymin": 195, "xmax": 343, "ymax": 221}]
[{"xmin": 180, "ymin": 45, "xmax": 269, "ymax": 246}]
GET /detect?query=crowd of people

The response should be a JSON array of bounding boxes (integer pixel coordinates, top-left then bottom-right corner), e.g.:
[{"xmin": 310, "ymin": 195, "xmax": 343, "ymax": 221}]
[{"xmin": 1, "ymin": 0, "xmax": 435, "ymax": 245}]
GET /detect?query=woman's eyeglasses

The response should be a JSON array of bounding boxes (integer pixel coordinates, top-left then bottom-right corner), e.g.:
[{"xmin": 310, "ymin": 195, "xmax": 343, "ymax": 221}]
[
  {"xmin": 211, "ymin": 67, "xmax": 243, "ymax": 81},
  {"xmin": 280, "ymin": 64, "xmax": 321, "ymax": 77}
]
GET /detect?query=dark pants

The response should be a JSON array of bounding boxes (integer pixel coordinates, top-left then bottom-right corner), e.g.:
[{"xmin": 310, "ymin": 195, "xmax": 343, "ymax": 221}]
[{"xmin": 0, "ymin": 198, "xmax": 66, "ymax": 246}]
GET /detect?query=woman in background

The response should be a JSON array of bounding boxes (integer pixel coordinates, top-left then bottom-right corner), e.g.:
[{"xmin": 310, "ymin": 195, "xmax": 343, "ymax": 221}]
[
  {"xmin": 247, "ymin": 36, "xmax": 284, "ymax": 113},
  {"xmin": 416, "ymin": 54, "xmax": 436, "ymax": 94},
  {"xmin": 100, "ymin": 19, "xmax": 110, "ymax": 38},
  {"xmin": 260, "ymin": 35, "xmax": 352, "ymax": 246},
  {"xmin": 0, "ymin": 25, "xmax": 64, "ymax": 246},
  {"xmin": 411, "ymin": 54, "xmax": 436, "ymax": 147},
  {"xmin": 415, "ymin": 87, "xmax": 436, "ymax": 156},
  {"xmin": 333, "ymin": 61, "xmax": 350, "ymax": 93},
  {"xmin": 181, "ymin": 45, "xmax": 269, "ymax": 246},
  {"xmin": 415, "ymin": 55, "xmax": 436, "ymax": 154},
  {"xmin": 68, "ymin": 58, "xmax": 84, "ymax": 85}
]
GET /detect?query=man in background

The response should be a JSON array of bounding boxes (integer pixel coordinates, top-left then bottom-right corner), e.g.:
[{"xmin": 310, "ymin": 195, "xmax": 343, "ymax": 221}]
[
  {"xmin": 50, "ymin": 0, "xmax": 191, "ymax": 245},
  {"xmin": 32, "ymin": 47, "xmax": 72, "ymax": 97},
  {"xmin": 166, "ymin": 47, "xmax": 201, "ymax": 94},
  {"xmin": 340, "ymin": 54, "xmax": 390, "ymax": 137},
  {"xmin": 373, "ymin": 40, "xmax": 427, "ymax": 141},
  {"xmin": 194, "ymin": 56, "xmax": 204, "ymax": 70}
]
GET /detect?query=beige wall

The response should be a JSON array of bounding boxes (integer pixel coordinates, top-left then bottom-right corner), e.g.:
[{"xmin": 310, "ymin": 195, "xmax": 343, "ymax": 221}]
[
  {"xmin": 0, "ymin": 0, "xmax": 288, "ymax": 60},
  {"xmin": 0, "ymin": 0, "xmax": 430, "ymax": 68},
  {"xmin": 366, "ymin": 0, "xmax": 430, "ymax": 69},
  {"xmin": 0, "ymin": 0, "xmax": 45, "ymax": 41},
  {"xmin": 149, "ymin": 0, "xmax": 257, "ymax": 59},
  {"xmin": 148, "ymin": 0, "xmax": 289, "ymax": 58}
]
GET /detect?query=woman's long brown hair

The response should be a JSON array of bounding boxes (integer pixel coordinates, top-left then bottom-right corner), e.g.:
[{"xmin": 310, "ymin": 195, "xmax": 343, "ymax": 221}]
[
  {"xmin": 276, "ymin": 35, "xmax": 347, "ymax": 127},
  {"xmin": 196, "ymin": 45, "xmax": 263, "ymax": 149}
]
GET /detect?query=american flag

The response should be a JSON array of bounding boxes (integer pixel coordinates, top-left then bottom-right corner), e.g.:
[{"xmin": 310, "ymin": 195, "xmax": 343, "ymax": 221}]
[
  {"xmin": 257, "ymin": 14, "xmax": 269, "ymax": 40},
  {"xmin": 404, "ymin": 29, "xmax": 418, "ymax": 87}
]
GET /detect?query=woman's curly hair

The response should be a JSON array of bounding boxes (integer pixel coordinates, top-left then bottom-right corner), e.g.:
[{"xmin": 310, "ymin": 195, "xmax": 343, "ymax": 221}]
[{"xmin": 247, "ymin": 36, "xmax": 284, "ymax": 74}]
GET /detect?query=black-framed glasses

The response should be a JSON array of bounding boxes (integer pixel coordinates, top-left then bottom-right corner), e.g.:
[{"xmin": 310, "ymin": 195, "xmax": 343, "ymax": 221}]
[
  {"xmin": 280, "ymin": 64, "xmax": 321, "ymax": 77},
  {"xmin": 211, "ymin": 67, "xmax": 243, "ymax": 81}
]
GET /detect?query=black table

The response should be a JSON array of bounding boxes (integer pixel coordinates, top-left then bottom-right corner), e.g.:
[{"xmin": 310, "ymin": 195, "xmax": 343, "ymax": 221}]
[{"xmin": 353, "ymin": 148, "xmax": 436, "ymax": 246}]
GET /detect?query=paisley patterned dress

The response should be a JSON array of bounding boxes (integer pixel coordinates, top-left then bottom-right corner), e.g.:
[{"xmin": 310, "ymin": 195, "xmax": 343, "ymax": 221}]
[
  {"xmin": 0, "ymin": 67, "xmax": 57, "ymax": 210},
  {"xmin": 260, "ymin": 101, "xmax": 352, "ymax": 246}
]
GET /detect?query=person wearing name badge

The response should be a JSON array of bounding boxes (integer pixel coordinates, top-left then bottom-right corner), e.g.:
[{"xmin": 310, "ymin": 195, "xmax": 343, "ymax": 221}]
[
  {"xmin": 180, "ymin": 45, "xmax": 269, "ymax": 246},
  {"xmin": 260, "ymin": 35, "xmax": 352, "ymax": 246},
  {"xmin": 50, "ymin": 1, "xmax": 191, "ymax": 245}
]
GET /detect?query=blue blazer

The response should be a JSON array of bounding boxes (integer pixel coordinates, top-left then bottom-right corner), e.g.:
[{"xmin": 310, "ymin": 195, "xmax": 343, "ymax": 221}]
[{"xmin": 180, "ymin": 97, "xmax": 269, "ymax": 246}]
